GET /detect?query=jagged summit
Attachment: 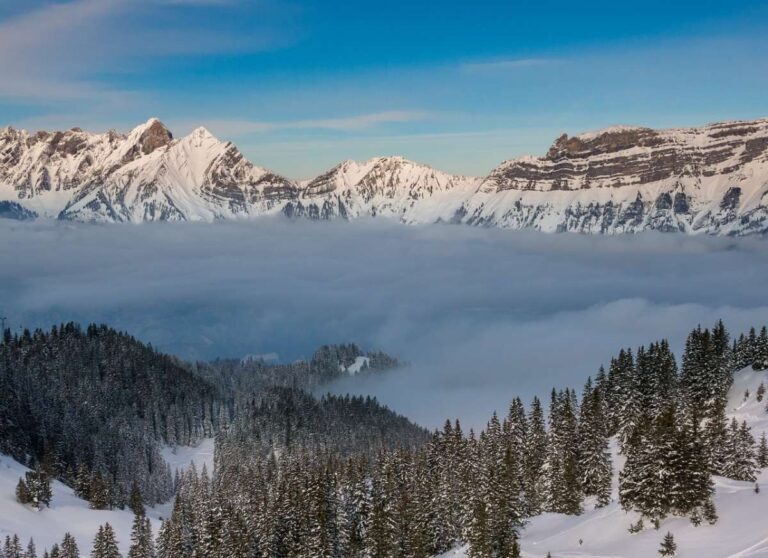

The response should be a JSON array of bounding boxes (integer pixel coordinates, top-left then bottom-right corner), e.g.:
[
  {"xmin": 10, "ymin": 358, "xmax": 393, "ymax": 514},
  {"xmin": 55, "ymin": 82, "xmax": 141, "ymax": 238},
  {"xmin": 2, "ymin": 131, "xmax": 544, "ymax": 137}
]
[
  {"xmin": 1, "ymin": 116, "xmax": 768, "ymax": 234},
  {"xmin": 0, "ymin": 119, "xmax": 296, "ymax": 221}
]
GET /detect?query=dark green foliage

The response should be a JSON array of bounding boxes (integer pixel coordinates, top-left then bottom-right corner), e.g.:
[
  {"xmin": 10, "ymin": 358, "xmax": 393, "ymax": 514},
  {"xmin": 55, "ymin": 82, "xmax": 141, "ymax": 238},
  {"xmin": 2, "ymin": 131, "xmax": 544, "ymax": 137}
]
[
  {"xmin": 202, "ymin": 343, "xmax": 401, "ymax": 395},
  {"xmin": 127, "ymin": 515, "xmax": 155, "ymax": 558},
  {"xmin": 4, "ymin": 535, "xmax": 23, "ymax": 558},
  {"xmin": 758, "ymin": 433, "xmax": 768, "ymax": 468},
  {"xmin": 60, "ymin": 533, "xmax": 79, "ymax": 558},
  {"xmin": 128, "ymin": 483, "xmax": 145, "ymax": 517},
  {"xmin": 16, "ymin": 477, "xmax": 31, "ymax": 505},
  {"xmin": 25, "ymin": 538, "xmax": 37, "ymax": 558},
  {"xmin": 658, "ymin": 532, "xmax": 676, "ymax": 556},
  {"xmin": 0, "ymin": 323, "xmax": 219, "ymax": 505},
  {"xmin": 91, "ymin": 524, "xmax": 121, "ymax": 558},
  {"xmin": 21, "ymin": 469, "xmax": 52, "ymax": 510},
  {"xmin": 578, "ymin": 378, "xmax": 612, "ymax": 508}
]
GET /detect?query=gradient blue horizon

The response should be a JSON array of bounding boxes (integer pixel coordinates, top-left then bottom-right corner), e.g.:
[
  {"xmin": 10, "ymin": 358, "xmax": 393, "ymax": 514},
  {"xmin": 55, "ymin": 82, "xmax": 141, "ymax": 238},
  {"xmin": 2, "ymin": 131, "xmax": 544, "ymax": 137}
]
[{"xmin": 1, "ymin": 0, "xmax": 767, "ymax": 178}]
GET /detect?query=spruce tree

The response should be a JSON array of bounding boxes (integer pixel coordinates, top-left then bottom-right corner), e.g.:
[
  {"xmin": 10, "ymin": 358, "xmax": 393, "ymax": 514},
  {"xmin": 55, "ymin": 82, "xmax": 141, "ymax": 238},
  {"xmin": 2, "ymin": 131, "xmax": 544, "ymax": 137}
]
[
  {"xmin": 757, "ymin": 432, "xmax": 768, "ymax": 468},
  {"xmin": 658, "ymin": 532, "xmax": 677, "ymax": 556},
  {"xmin": 60, "ymin": 533, "xmax": 79, "ymax": 558},
  {"xmin": 578, "ymin": 379, "xmax": 612, "ymax": 508},
  {"xmin": 546, "ymin": 390, "xmax": 582, "ymax": 515},
  {"xmin": 722, "ymin": 420, "xmax": 758, "ymax": 481},
  {"xmin": 91, "ymin": 524, "xmax": 121, "ymax": 558},
  {"xmin": 16, "ymin": 478, "xmax": 31, "ymax": 505},
  {"xmin": 89, "ymin": 473, "xmax": 112, "ymax": 510},
  {"xmin": 24, "ymin": 538, "xmax": 37, "ymax": 558},
  {"xmin": 127, "ymin": 516, "xmax": 155, "ymax": 558},
  {"xmin": 24, "ymin": 469, "xmax": 52, "ymax": 510},
  {"xmin": 5, "ymin": 535, "xmax": 23, "ymax": 558},
  {"xmin": 128, "ymin": 482, "xmax": 145, "ymax": 517},
  {"xmin": 524, "ymin": 397, "xmax": 547, "ymax": 515}
]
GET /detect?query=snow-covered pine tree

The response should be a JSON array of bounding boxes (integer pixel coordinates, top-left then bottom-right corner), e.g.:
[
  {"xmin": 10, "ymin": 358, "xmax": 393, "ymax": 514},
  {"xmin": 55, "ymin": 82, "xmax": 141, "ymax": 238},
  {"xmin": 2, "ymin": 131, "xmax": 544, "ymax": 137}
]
[
  {"xmin": 546, "ymin": 390, "xmax": 582, "ymax": 515},
  {"xmin": 578, "ymin": 378, "xmax": 612, "ymax": 508},
  {"xmin": 91, "ymin": 524, "xmax": 121, "ymax": 558},
  {"xmin": 669, "ymin": 408, "xmax": 713, "ymax": 518},
  {"xmin": 127, "ymin": 516, "xmax": 155, "ymax": 558},
  {"xmin": 4, "ymin": 535, "xmax": 23, "ymax": 558},
  {"xmin": 89, "ymin": 473, "xmax": 112, "ymax": 510},
  {"xmin": 722, "ymin": 419, "xmax": 758, "ymax": 481},
  {"xmin": 24, "ymin": 469, "xmax": 52, "ymax": 510},
  {"xmin": 16, "ymin": 477, "xmax": 31, "ymax": 505},
  {"xmin": 755, "ymin": 327, "xmax": 768, "ymax": 370},
  {"xmin": 128, "ymin": 482, "xmax": 145, "ymax": 517},
  {"xmin": 524, "ymin": 396, "xmax": 547, "ymax": 516},
  {"xmin": 758, "ymin": 432, "xmax": 768, "ymax": 468},
  {"xmin": 658, "ymin": 532, "xmax": 677, "ymax": 556},
  {"xmin": 59, "ymin": 534, "xmax": 79, "ymax": 558},
  {"xmin": 612, "ymin": 350, "xmax": 642, "ymax": 449},
  {"xmin": 156, "ymin": 519, "xmax": 184, "ymax": 558},
  {"xmin": 24, "ymin": 538, "xmax": 37, "ymax": 558},
  {"xmin": 704, "ymin": 397, "xmax": 729, "ymax": 475},
  {"xmin": 366, "ymin": 460, "xmax": 395, "ymax": 558}
]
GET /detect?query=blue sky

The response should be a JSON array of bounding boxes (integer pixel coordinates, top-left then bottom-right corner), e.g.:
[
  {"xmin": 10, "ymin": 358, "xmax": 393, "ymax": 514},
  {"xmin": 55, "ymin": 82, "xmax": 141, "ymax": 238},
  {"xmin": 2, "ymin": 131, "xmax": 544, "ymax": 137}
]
[{"xmin": 2, "ymin": 0, "xmax": 768, "ymax": 178}]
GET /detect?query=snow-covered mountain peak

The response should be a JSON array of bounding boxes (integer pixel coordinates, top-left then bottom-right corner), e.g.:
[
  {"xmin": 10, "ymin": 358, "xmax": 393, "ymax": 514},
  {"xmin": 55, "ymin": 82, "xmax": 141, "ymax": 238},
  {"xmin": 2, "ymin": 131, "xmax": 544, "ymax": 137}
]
[
  {"xmin": 3, "ymin": 116, "xmax": 768, "ymax": 234},
  {"xmin": 190, "ymin": 126, "xmax": 216, "ymax": 140}
]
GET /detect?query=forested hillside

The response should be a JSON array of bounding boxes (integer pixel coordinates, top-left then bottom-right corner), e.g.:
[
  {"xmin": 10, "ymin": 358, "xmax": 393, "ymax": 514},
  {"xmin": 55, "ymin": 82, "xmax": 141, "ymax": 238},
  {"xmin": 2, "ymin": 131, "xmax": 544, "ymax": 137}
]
[
  {"xmin": 202, "ymin": 343, "xmax": 400, "ymax": 395},
  {"xmin": 153, "ymin": 322, "xmax": 768, "ymax": 558},
  {"xmin": 0, "ymin": 323, "xmax": 221, "ymax": 506},
  {"xmin": 0, "ymin": 323, "xmax": 419, "ymax": 516},
  {"xmin": 2, "ymin": 321, "xmax": 768, "ymax": 557}
]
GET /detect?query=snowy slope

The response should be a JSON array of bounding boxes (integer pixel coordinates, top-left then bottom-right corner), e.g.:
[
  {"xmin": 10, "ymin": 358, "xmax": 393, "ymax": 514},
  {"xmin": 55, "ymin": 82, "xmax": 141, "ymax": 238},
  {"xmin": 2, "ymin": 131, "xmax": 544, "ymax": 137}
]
[
  {"xmin": 438, "ymin": 367, "xmax": 768, "ymax": 558},
  {"xmin": 340, "ymin": 355, "xmax": 370, "ymax": 375},
  {"xmin": 0, "ymin": 454, "xmax": 163, "ymax": 555},
  {"xmin": 2, "ymin": 117, "xmax": 768, "ymax": 233},
  {"xmin": 284, "ymin": 156, "xmax": 479, "ymax": 222},
  {"xmin": 0, "ymin": 439, "xmax": 213, "ymax": 556}
]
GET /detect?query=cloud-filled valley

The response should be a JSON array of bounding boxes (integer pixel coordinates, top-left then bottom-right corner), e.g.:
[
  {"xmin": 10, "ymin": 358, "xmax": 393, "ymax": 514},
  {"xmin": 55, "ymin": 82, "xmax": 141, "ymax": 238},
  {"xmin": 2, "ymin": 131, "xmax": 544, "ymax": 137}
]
[{"xmin": 1, "ymin": 218, "xmax": 767, "ymax": 429}]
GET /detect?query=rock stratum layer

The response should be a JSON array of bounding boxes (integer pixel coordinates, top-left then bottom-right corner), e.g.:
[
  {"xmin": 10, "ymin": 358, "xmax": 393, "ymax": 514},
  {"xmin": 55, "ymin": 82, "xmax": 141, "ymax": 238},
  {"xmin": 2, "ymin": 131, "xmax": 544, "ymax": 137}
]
[{"xmin": 2, "ymin": 117, "xmax": 767, "ymax": 235}]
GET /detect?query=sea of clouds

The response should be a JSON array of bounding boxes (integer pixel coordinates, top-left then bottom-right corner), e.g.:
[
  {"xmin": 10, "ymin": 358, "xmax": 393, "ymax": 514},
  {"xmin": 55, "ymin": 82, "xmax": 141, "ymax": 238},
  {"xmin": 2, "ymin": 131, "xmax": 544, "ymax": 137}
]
[{"xmin": 2, "ymin": 218, "xmax": 767, "ymax": 429}]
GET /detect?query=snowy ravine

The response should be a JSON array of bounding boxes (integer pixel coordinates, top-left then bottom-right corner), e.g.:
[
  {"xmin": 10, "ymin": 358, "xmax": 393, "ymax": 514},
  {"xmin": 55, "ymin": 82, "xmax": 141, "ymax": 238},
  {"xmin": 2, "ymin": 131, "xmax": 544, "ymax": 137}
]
[
  {"xmin": 0, "ymin": 439, "xmax": 213, "ymax": 555},
  {"xmin": 2, "ymin": 117, "xmax": 768, "ymax": 234},
  {"xmin": 438, "ymin": 366, "xmax": 768, "ymax": 558}
]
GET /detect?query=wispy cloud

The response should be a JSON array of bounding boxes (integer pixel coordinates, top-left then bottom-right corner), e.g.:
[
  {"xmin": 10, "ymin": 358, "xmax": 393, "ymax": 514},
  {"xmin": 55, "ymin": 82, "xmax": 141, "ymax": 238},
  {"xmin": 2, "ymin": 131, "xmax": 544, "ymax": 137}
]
[
  {"xmin": 192, "ymin": 111, "xmax": 430, "ymax": 136},
  {"xmin": 0, "ymin": 0, "xmax": 288, "ymax": 102},
  {"xmin": 459, "ymin": 57, "xmax": 558, "ymax": 73}
]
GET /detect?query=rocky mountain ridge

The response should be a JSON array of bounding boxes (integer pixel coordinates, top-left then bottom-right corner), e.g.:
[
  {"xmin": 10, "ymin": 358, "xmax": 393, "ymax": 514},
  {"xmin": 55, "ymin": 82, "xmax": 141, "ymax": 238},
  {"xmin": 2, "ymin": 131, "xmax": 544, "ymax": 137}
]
[{"xmin": 2, "ymin": 117, "xmax": 767, "ymax": 234}]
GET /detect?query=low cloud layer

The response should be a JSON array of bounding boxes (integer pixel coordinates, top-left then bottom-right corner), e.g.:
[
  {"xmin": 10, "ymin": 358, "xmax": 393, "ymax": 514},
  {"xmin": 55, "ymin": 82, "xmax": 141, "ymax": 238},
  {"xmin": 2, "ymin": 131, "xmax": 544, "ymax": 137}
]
[{"xmin": 1, "ymin": 219, "xmax": 767, "ymax": 430}]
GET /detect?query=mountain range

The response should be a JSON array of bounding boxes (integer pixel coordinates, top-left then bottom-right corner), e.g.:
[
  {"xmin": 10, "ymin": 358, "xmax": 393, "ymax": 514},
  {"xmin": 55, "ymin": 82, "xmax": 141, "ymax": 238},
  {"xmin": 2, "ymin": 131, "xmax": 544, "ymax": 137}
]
[{"xmin": 2, "ymin": 117, "xmax": 767, "ymax": 234}]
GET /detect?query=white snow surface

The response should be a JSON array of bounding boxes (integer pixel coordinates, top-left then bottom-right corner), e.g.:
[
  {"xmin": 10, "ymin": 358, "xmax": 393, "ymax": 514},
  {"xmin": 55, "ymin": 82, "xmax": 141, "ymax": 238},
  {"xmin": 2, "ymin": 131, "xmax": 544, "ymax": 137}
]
[
  {"xmin": 345, "ymin": 356, "xmax": 370, "ymax": 375},
  {"xmin": 160, "ymin": 437, "xmax": 215, "ymax": 475},
  {"xmin": 438, "ymin": 366, "xmax": 768, "ymax": 558},
  {"xmin": 0, "ymin": 439, "xmax": 214, "ymax": 555},
  {"xmin": 0, "ymin": 454, "xmax": 163, "ymax": 555}
]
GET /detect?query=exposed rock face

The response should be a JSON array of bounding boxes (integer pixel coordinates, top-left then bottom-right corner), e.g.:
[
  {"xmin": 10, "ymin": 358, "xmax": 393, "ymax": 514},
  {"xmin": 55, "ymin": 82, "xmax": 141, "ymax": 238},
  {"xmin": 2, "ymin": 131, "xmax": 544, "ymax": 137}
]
[
  {"xmin": 1, "ymin": 117, "xmax": 767, "ymax": 234},
  {"xmin": 457, "ymin": 119, "xmax": 768, "ymax": 234},
  {"xmin": 0, "ymin": 119, "xmax": 297, "ymax": 222}
]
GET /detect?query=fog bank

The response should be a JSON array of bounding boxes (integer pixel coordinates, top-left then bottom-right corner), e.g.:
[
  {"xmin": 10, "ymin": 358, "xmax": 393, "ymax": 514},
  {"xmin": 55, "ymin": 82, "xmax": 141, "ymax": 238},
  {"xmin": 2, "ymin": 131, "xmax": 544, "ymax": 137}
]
[{"xmin": 1, "ymin": 218, "xmax": 766, "ymax": 429}]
